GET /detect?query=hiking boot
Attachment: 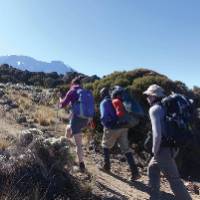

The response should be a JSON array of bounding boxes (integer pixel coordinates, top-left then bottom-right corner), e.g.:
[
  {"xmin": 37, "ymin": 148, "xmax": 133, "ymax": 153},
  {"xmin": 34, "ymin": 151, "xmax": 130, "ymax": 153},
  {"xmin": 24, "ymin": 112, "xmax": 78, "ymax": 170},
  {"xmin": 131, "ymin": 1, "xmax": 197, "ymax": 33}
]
[
  {"xmin": 98, "ymin": 162, "xmax": 111, "ymax": 172},
  {"xmin": 99, "ymin": 148, "xmax": 111, "ymax": 172},
  {"xmin": 79, "ymin": 162, "xmax": 86, "ymax": 172},
  {"xmin": 129, "ymin": 173, "xmax": 141, "ymax": 182},
  {"xmin": 125, "ymin": 152, "xmax": 140, "ymax": 181}
]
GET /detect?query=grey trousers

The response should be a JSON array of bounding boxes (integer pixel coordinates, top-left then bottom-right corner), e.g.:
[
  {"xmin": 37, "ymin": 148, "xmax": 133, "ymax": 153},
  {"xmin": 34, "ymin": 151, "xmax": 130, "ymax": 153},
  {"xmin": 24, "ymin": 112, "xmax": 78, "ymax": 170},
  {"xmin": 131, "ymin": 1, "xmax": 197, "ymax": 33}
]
[{"xmin": 148, "ymin": 147, "xmax": 192, "ymax": 200}]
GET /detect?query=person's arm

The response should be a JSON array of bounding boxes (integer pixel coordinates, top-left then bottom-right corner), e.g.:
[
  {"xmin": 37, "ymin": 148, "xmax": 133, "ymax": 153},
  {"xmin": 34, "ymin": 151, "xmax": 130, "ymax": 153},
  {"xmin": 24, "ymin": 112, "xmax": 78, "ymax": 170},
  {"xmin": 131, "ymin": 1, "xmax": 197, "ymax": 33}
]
[
  {"xmin": 149, "ymin": 105, "xmax": 162, "ymax": 156},
  {"xmin": 100, "ymin": 99, "xmax": 118, "ymax": 129},
  {"xmin": 100, "ymin": 101, "xmax": 108, "ymax": 127},
  {"xmin": 59, "ymin": 89, "xmax": 74, "ymax": 108}
]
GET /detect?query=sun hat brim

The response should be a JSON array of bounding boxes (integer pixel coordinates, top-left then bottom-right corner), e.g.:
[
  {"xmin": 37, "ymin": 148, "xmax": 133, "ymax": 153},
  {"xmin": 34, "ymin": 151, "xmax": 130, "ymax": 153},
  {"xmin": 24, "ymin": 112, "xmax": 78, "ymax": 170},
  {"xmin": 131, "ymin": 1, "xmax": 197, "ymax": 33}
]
[{"xmin": 143, "ymin": 90, "xmax": 165, "ymax": 97}]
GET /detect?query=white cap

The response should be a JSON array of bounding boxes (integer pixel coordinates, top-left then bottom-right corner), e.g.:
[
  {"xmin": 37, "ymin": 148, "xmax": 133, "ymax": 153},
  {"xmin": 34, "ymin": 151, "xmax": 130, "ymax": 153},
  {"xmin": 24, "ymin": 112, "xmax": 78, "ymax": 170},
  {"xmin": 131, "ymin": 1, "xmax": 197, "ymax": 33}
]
[{"xmin": 143, "ymin": 84, "xmax": 165, "ymax": 97}]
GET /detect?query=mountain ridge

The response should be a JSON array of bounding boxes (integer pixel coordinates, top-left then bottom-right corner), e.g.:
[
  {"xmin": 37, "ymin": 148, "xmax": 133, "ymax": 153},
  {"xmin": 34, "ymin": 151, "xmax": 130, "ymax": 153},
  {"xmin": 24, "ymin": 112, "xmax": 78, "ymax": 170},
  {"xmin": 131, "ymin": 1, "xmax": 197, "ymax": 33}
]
[{"xmin": 0, "ymin": 55, "xmax": 74, "ymax": 74}]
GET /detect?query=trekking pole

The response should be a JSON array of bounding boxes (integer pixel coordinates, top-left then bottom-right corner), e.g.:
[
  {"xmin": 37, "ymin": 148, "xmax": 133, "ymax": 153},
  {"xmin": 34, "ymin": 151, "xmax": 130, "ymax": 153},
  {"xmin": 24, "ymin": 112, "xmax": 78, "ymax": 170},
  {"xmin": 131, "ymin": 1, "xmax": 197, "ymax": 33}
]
[{"xmin": 54, "ymin": 103, "xmax": 60, "ymax": 133}]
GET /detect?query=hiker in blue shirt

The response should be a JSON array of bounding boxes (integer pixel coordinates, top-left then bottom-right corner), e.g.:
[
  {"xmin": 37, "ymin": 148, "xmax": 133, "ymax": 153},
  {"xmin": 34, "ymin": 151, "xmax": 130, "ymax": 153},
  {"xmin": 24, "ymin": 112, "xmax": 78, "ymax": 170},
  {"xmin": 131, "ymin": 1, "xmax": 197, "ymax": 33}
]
[
  {"xmin": 99, "ymin": 87, "xmax": 140, "ymax": 181},
  {"xmin": 143, "ymin": 84, "xmax": 192, "ymax": 200}
]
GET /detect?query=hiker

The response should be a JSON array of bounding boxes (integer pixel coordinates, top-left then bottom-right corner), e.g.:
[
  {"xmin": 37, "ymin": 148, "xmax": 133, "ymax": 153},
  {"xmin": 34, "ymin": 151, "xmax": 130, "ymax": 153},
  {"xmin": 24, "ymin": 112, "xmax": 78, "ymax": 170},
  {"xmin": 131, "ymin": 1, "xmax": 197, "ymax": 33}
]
[
  {"xmin": 111, "ymin": 85, "xmax": 143, "ymax": 128},
  {"xmin": 143, "ymin": 84, "xmax": 192, "ymax": 200},
  {"xmin": 99, "ymin": 87, "xmax": 140, "ymax": 181},
  {"xmin": 59, "ymin": 76, "xmax": 94, "ymax": 172}
]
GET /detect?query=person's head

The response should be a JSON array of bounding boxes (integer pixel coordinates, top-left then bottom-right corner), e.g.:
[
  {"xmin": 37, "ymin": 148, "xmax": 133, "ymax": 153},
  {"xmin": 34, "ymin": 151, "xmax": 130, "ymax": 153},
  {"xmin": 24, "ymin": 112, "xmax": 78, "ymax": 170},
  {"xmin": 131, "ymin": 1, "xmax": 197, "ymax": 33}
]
[
  {"xmin": 111, "ymin": 85, "xmax": 124, "ymax": 99},
  {"xmin": 143, "ymin": 84, "xmax": 165, "ymax": 106},
  {"xmin": 71, "ymin": 76, "xmax": 82, "ymax": 86},
  {"xmin": 111, "ymin": 90, "xmax": 123, "ymax": 100},
  {"xmin": 100, "ymin": 87, "xmax": 110, "ymax": 99}
]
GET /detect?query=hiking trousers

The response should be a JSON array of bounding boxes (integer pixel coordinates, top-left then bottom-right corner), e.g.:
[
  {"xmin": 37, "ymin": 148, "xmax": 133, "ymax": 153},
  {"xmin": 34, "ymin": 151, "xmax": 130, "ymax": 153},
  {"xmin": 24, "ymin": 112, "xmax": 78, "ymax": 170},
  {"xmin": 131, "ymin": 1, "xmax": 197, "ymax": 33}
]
[
  {"xmin": 101, "ymin": 128, "xmax": 131, "ymax": 154},
  {"xmin": 148, "ymin": 147, "xmax": 192, "ymax": 200}
]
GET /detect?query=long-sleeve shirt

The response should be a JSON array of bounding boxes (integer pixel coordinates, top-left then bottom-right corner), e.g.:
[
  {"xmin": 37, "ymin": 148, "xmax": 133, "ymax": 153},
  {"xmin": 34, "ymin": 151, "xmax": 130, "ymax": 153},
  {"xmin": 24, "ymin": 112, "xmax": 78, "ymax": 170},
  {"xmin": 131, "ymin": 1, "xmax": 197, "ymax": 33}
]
[
  {"xmin": 100, "ymin": 97, "xmax": 118, "ymax": 129},
  {"xmin": 59, "ymin": 85, "xmax": 81, "ymax": 108},
  {"xmin": 149, "ymin": 104, "xmax": 165, "ymax": 156}
]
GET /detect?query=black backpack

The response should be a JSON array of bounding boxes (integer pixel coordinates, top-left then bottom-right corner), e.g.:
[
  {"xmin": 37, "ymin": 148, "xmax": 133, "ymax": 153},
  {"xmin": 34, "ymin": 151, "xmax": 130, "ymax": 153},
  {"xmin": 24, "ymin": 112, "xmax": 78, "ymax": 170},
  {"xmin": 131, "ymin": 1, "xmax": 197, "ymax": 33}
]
[
  {"xmin": 144, "ymin": 93, "xmax": 193, "ymax": 152},
  {"xmin": 161, "ymin": 93, "xmax": 194, "ymax": 147}
]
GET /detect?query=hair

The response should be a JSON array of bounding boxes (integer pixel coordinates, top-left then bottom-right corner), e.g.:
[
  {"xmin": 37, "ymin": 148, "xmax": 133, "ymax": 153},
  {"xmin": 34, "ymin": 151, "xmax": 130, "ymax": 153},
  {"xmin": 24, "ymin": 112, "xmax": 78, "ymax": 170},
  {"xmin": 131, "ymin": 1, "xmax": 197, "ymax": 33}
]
[
  {"xmin": 71, "ymin": 76, "xmax": 81, "ymax": 85},
  {"xmin": 100, "ymin": 87, "xmax": 110, "ymax": 99},
  {"xmin": 150, "ymin": 96, "xmax": 163, "ymax": 105},
  {"xmin": 112, "ymin": 90, "xmax": 123, "ymax": 99}
]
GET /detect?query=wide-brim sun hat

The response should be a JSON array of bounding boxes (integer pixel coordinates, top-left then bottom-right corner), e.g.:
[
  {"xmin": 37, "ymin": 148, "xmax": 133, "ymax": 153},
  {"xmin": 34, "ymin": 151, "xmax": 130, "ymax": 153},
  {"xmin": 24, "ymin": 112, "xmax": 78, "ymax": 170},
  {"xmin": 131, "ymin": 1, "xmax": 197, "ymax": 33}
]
[{"xmin": 143, "ymin": 84, "xmax": 165, "ymax": 97}]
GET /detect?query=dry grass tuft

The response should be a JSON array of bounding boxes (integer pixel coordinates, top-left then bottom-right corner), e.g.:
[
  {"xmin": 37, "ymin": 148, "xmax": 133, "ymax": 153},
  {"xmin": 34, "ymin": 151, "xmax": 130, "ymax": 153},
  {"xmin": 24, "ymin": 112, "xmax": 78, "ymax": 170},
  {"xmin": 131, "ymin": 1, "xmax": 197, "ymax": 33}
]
[
  {"xmin": 33, "ymin": 106, "xmax": 56, "ymax": 126},
  {"xmin": 8, "ymin": 90, "xmax": 32, "ymax": 111},
  {"xmin": 0, "ymin": 137, "xmax": 13, "ymax": 150},
  {"xmin": 18, "ymin": 97, "xmax": 32, "ymax": 110}
]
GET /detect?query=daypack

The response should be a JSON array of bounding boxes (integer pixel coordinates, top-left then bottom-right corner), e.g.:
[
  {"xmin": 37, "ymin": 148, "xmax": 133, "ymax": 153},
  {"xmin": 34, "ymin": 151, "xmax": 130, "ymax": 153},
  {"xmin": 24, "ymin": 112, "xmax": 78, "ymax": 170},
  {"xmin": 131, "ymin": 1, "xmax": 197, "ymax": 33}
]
[
  {"xmin": 161, "ymin": 93, "xmax": 193, "ymax": 147},
  {"xmin": 122, "ymin": 90, "xmax": 145, "ymax": 117},
  {"xmin": 72, "ymin": 88, "xmax": 95, "ymax": 119},
  {"xmin": 111, "ymin": 87, "xmax": 144, "ymax": 128}
]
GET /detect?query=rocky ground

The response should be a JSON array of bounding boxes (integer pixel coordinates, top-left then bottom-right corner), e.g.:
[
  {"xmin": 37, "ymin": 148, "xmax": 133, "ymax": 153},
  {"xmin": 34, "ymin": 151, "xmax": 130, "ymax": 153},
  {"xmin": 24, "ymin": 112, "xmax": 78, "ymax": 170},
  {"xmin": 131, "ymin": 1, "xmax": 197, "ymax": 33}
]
[
  {"xmin": 71, "ymin": 144, "xmax": 200, "ymax": 200},
  {"xmin": 0, "ymin": 83, "xmax": 199, "ymax": 200}
]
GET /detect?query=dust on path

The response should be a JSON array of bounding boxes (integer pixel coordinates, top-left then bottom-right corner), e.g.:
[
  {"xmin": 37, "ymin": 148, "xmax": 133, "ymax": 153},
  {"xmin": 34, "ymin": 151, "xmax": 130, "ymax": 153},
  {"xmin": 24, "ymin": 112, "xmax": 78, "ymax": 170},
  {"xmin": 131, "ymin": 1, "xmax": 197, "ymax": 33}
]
[{"xmin": 84, "ymin": 149, "xmax": 200, "ymax": 200}]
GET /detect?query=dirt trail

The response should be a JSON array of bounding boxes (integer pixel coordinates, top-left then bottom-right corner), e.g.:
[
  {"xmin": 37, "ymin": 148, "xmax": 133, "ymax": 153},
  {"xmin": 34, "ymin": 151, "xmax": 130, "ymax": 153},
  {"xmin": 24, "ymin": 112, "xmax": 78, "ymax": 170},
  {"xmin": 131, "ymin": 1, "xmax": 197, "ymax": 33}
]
[
  {"xmin": 84, "ymin": 149, "xmax": 200, "ymax": 200},
  {"xmin": 87, "ymin": 163, "xmax": 149, "ymax": 199}
]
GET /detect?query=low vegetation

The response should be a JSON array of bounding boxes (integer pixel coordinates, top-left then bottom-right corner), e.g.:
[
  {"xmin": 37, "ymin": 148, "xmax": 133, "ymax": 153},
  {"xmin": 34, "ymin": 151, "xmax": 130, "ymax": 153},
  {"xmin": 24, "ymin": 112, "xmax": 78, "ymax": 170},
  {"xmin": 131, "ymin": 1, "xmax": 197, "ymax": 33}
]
[
  {"xmin": 0, "ymin": 64, "xmax": 199, "ymax": 198},
  {"xmin": 0, "ymin": 129, "xmax": 94, "ymax": 200},
  {"xmin": 84, "ymin": 68, "xmax": 200, "ymax": 180},
  {"xmin": 33, "ymin": 106, "xmax": 56, "ymax": 126}
]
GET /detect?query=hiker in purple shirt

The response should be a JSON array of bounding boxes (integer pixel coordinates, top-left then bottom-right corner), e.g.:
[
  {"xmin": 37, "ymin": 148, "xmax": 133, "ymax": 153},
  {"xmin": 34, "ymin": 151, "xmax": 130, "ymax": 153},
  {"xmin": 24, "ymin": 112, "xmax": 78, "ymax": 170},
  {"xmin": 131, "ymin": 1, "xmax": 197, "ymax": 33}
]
[{"xmin": 59, "ymin": 77, "xmax": 89, "ymax": 172}]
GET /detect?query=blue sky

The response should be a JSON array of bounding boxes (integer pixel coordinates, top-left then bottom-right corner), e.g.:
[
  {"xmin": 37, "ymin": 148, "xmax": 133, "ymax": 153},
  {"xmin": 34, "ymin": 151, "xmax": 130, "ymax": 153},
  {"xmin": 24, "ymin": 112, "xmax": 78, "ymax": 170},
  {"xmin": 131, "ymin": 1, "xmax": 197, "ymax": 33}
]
[{"xmin": 0, "ymin": 0, "xmax": 200, "ymax": 88}]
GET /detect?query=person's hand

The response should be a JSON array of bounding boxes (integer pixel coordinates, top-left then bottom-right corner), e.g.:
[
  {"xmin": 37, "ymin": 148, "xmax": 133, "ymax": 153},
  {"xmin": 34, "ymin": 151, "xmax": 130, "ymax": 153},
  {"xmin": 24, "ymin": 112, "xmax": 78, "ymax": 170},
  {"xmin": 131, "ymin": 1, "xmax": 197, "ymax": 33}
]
[
  {"xmin": 58, "ymin": 90, "xmax": 66, "ymax": 99},
  {"xmin": 88, "ymin": 118, "xmax": 95, "ymax": 129},
  {"xmin": 58, "ymin": 102, "xmax": 62, "ymax": 109},
  {"xmin": 88, "ymin": 118, "xmax": 93, "ymax": 124},
  {"xmin": 57, "ymin": 91, "xmax": 61, "ymax": 98},
  {"xmin": 65, "ymin": 125, "xmax": 72, "ymax": 138}
]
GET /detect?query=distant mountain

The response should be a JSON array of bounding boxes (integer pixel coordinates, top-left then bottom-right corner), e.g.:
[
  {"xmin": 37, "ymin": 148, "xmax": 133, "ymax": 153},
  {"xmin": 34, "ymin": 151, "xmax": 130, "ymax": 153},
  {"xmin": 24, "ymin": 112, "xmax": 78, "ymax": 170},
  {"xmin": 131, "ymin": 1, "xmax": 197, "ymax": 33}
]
[{"xmin": 0, "ymin": 55, "xmax": 74, "ymax": 74}]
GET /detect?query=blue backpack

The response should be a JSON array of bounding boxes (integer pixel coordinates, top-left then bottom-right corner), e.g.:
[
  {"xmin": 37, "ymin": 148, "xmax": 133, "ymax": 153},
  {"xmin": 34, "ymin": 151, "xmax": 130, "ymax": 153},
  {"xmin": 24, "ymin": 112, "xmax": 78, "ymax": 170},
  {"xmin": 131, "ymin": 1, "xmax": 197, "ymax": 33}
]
[
  {"xmin": 111, "ymin": 87, "xmax": 144, "ymax": 128},
  {"xmin": 122, "ymin": 90, "xmax": 144, "ymax": 117},
  {"xmin": 111, "ymin": 87, "xmax": 144, "ymax": 117},
  {"xmin": 73, "ymin": 88, "xmax": 95, "ymax": 119},
  {"xmin": 161, "ymin": 93, "xmax": 193, "ymax": 147}
]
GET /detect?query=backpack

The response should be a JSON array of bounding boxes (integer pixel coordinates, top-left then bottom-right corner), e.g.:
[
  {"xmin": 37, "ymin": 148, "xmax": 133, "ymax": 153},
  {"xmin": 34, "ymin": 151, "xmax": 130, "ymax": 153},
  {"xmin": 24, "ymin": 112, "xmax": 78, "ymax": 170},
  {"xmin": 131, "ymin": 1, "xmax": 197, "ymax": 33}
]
[
  {"xmin": 72, "ymin": 88, "xmax": 95, "ymax": 119},
  {"xmin": 111, "ymin": 87, "xmax": 144, "ymax": 116},
  {"xmin": 161, "ymin": 93, "xmax": 193, "ymax": 147},
  {"xmin": 144, "ymin": 93, "xmax": 193, "ymax": 153},
  {"xmin": 122, "ymin": 90, "xmax": 144, "ymax": 117},
  {"xmin": 111, "ymin": 87, "xmax": 144, "ymax": 128}
]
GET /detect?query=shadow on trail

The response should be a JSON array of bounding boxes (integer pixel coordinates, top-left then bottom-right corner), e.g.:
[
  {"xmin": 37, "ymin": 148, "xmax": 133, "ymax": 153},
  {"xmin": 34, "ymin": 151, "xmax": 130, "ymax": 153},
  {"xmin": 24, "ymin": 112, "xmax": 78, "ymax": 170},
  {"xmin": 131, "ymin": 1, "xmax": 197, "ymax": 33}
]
[
  {"xmin": 108, "ymin": 172, "xmax": 175, "ymax": 200},
  {"xmin": 97, "ymin": 181, "xmax": 128, "ymax": 200}
]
